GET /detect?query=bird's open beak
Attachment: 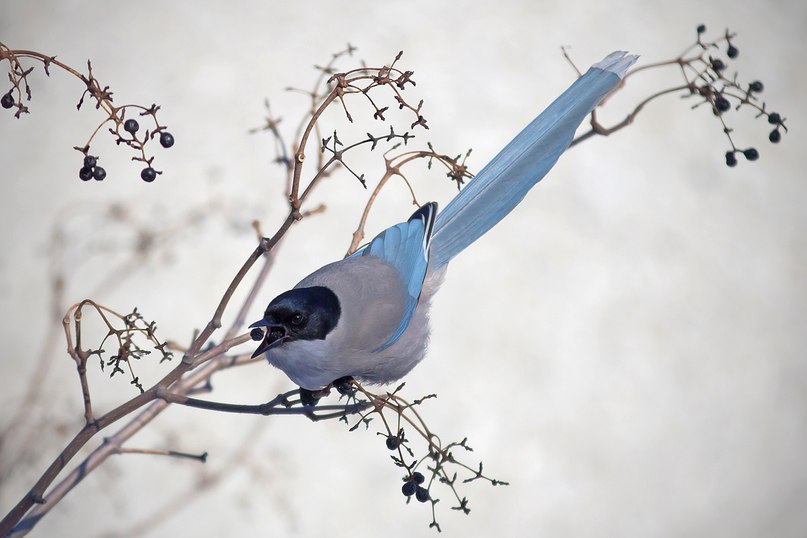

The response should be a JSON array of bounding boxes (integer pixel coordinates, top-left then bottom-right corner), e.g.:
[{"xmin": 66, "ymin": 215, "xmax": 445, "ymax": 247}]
[{"xmin": 249, "ymin": 319, "xmax": 287, "ymax": 358}]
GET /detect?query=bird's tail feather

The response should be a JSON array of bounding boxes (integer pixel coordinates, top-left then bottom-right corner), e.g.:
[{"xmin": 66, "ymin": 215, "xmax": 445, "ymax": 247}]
[{"xmin": 429, "ymin": 51, "xmax": 638, "ymax": 269}]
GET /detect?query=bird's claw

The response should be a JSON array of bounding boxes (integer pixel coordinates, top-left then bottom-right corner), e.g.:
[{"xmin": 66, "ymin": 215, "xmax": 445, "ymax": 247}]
[
  {"xmin": 333, "ymin": 376, "xmax": 355, "ymax": 396},
  {"xmin": 299, "ymin": 387, "xmax": 330, "ymax": 407},
  {"xmin": 299, "ymin": 377, "xmax": 354, "ymax": 406}
]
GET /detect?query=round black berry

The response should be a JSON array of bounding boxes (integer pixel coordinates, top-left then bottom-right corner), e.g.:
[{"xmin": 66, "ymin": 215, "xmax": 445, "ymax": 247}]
[
  {"xmin": 769, "ymin": 129, "xmax": 781, "ymax": 144},
  {"xmin": 124, "ymin": 118, "xmax": 140, "ymax": 134},
  {"xmin": 743, "ymin": 148, "xmax": 759, "ymax": 161},
  {"xmin": 710, "ymin": 58, "xmax": 726, "ymax": 72},
  {"xmin": 159, "ymin": 131, "xmax": 175, "ymax": 148},
  {"xmin": 413, "ymin": 471, "xmax": 425, "ymax": 485},
  {"xmin": 250, "ymin": 327, "xmax": 264, "ymax": 341},
  {"xmin": 767, "ymin": 112, "xmax": 781, "ymax": 125},
  {"xmin": 386, "ymin": 436, "xmax": 400, "ymax": 450},
  {"xmin": 415, "ymin": 486, "xmax": 429, "ymax": 503},
  {"xmin": 79, "ymin": 166, "xmax": 94, "ymax": 181},
  {"xmin": 1, "ymin": 92, "xmax": 14, "ymax": 109},
  {"xmin": 93, "ymin": 166, "xmax": 107, "ymax": 181},
  {"xmin": 749, "ymin": 81, "xmax": 764, "ymax": 93},
  {"xmin": 401, "ymin": 481, "xmax": 416, "ymax": 497},
  {"xmin": 697, "ymin": 24, "xmax": 706, "ymax": 34},
  {"xmin": 725, "ymin": 151, "xmax": 737, "ymax": 168},
  {"xmin": 715, "ymin": 96, "xmax": 731, "ymax": 113},
  {"xmin": 141, "ymin": 167, "xmax": 157, "ymax": 182},
  {"xmin": 83, "ymin": 155, "xmax": 97, "ymax": 168},
  {"xmin": 726, "ymin": 45, "xmax": 738, "ymax": 59}
]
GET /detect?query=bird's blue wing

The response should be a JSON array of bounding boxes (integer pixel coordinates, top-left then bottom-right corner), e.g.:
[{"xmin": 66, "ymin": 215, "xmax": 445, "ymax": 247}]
[
  {"xmin": 352, "ymin": 202, "xmax": 437, "ymax": 351},
  {"xmin": 429, "ymin": 51, "xmax": 639, "ymax": 268}
]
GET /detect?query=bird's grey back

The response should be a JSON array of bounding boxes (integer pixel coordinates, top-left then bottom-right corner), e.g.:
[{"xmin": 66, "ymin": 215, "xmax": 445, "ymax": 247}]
[{"xmin": 296, "ymin": 256, "xmax": 409, "ymax": 353}]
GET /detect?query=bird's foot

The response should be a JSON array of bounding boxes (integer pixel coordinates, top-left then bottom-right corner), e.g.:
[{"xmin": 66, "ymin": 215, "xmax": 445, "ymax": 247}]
[
  {"xmin": 299, "ymin": 377, "xmax": 354, "ymax": 406},
  {"xmin": 332, "ymin": 376, "xmax": 355, "ymax": 396},
  {"xmin": 299, "ymin": 387, "xmax": 330, "ymax": 407}
]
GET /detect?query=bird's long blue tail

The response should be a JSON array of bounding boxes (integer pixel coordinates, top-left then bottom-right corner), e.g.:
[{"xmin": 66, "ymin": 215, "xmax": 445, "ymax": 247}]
[{"xmin": 429, "ymin": 51, "xmax": 638, "ymax": 269}]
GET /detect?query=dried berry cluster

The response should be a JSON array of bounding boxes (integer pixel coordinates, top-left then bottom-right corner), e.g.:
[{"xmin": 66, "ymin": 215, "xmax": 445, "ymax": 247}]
[
  {"xmin": 568, "ymin": 25, "xmax": 788, "ymax": 167},
  {"xmin": 65, "ymin": 302, "xmax": 173, "ymax": 394},
  {"xmin": 1, "ymin": 41, "xmax": 175, "ymax": 182},
  {"xmin": 687, "ymin": 25, "xmax": 788, "ymax": 166},
  {"xmin": 320, "ymin": 126, "xmax": 417, "ymax": 188},
  {"xmin": 334, "ymin": 381, "xmax": 507, "ymax": 532},
  {"xmin": 250, "ymin": 45, "xmax": 438, "ymax": 210}
]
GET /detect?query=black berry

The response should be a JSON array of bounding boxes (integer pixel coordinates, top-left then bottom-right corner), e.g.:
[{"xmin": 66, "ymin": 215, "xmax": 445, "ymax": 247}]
[
  {"xmin": 415, "ymin": 486, "xmax": 429, "ymax": 503},
  {"xmin": 413, "ymin": 471, "xmax": 425, "ymax": 485},
  {"xmin": 93, "ymin": 166, "xmax": 107, "ymax": 181},
  {"xmin": 715, "ymin": 96, "xmax": 731, "ymax": 113},
  {"xmin": 250, "ymin": 327, "xmax": 264, "ymax": 341},
  {"xmin": 767, "ymin": 112, "xmax": 781, "ymax": 125},
  {"xmin": 83, "ymin": 155, "xmax": 97, "ymax": 168},
  {"xmin": 159, "ymin": 131, "xmax": 175, "ymax": 148},
  {"xmin": 401, "ymin": 481, "xmax": 416, "ymax": 497},
  {"xmin": 710, "ymin": 58, "xmax": 726, "ymax": 72},
  {"xmin": 726, "ymin": 45, "xmax": 738, "ymax": 59},
  {"xmin": 386, "ymin": 436, "xmax": 400, "ymax": 450},
  {"xmin": 769, "ymin": 129, "xmax": 781, "ymax": 143},
  {"xmin": 79, "ymin": 166, "xmax": 94, "ymax": 181},
  {"xmin": 1, "ymin": 92, "xmax": 14, "ymax": 109},
  {"xmin": 697, "ymin": 24, "xmax": 706, "ymax": 34},
  {"xmin": 743, "ymin": 148, "xmax": 759, "ymax": 161},
  {"xmin": 725, "ymin": 151, "xmax": 737, "ymax": 168},
  {"xmin": 141, "ymin": 167, "xmax": 157, "ymax": 182},
  {"xmin": 749, "ymin": 81, "xmax": 764, "ymax": 93},
  {"xmin": 124, "ymin": 118, "xmax": 140, "ymax": 134}
]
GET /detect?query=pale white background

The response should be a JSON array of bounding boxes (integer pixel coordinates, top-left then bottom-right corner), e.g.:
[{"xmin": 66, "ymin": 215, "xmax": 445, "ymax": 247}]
[{"xmin": 1, "ymin": 1, "xmax": 805, "ymax": 537}]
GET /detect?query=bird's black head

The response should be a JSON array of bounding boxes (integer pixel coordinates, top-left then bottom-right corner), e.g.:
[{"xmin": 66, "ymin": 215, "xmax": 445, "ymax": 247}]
[{"xmin": 250, "ymin": 286, "xmax": 341, "ymax": 357}]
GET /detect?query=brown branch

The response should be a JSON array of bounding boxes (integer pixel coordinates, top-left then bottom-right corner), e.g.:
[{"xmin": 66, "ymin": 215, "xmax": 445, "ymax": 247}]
[
  {"xmin": 346, "ymin": 149, "xmax": 468, "ymax": 255},
  {"xmin": 1, "ymin": 333, "xmax": 252, "ymax": 536},
  {"xmin": 1, "ymin": 83, "xmax": 342, "ymax": 529},
  {"xmin": 156, "ymin": 388, "xmax": 372, "ymax": 420},
  {"xmin": 347, "ymin": 167, "xmax": 397, "ymax": 255},
  {"xmin": 110, "ymin": 420, "xmax": 267, "ymax": 538},
  {"xmin": 570, "ymin": 84, "xmax": 691, "ymax": 147},
  {"xmin": 116, "ymin": 447, "xmax": 208, "ymax": 463}
]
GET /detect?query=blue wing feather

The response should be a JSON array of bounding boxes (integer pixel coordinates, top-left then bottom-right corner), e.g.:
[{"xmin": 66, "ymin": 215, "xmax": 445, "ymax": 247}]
[
  {"xmin": 354, "ymin": 202, "xmax": 437, "ymax": 351},
  {"xmin": 429, "ymin": 51, "xmax": 638, "ymax": 268},
  {"xmin": 347, "ymin": 52, "xmax": 636, "ymax": 351}
]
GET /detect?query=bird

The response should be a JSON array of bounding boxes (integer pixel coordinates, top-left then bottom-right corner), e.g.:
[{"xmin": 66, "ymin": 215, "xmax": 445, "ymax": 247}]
[{"xmin": 250, "ymin": 51, "xmax": 638, "ymax": 402}]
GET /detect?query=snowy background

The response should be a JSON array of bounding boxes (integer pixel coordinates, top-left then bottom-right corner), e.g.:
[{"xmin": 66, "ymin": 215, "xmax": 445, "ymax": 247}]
[{"xmin": 1, "ymin": 1, "xmax": 805, "ymax": 536}]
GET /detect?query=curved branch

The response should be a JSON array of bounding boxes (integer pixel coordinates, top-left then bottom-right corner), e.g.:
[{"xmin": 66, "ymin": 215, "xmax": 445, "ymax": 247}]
[
  {"xmin": 571, "ymin": 84, "xmax": 691, "ymax": 147},
  {"xmin": 157, "ymin": 388, "xmax": 372, "ymax": 421}
]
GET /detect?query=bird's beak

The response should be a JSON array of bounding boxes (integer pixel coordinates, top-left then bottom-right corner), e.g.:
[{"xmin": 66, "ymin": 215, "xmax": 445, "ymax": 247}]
[
  {"xmin": 249, "ymin": 319, "xmax": 272, "ymax": 329},
  {"xmin": 249, "ymin": 319, "xmax": 287, "ymax": 358}
]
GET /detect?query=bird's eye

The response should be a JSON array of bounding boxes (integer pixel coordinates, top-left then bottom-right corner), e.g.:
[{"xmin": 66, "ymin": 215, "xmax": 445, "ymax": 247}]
[{"xmin": 289, "ymin": 312, "xmax": 305, "ymax": 326}]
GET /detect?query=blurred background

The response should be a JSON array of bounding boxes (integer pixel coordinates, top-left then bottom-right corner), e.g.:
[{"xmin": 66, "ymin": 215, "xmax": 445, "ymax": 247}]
[{"xmin": 1, "ymin": 1, "xmax": 805, "ymax": 536}]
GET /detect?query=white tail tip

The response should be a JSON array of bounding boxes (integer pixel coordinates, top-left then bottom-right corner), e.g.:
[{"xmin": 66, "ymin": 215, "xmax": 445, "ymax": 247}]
[{"xmin": 592, "ymin": 51, "xmax": 639, "ymax": 79}]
